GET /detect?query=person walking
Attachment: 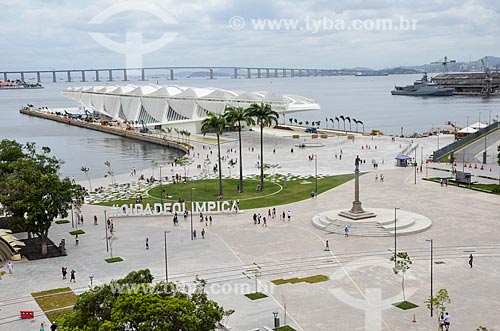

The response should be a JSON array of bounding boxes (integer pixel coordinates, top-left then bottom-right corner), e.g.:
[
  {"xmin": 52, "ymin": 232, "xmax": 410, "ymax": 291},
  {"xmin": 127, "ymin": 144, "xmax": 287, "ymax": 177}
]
[
  {"xmin": 93, "ymin": 215, "xmax": 98, "ymax": 225},
  {"xmin": 6, "ymin": 261, "xmax": 13, "ymax": 274},
  {"xmin": 40, "ymin": 321, "xmax": 47, "ymax": 331},
  {"xmin": 325, "ymin": 240, "xmax": 330, "ymax": 251},
  {"xmin": 201, "ymin": 228, "xmax": 205, "ymax": 239},
  {"xmin": 145, "ymin": 238, "xmax": 149, "ymax": 250},
  {"xmin": 50, "ymin": 321, "xmax": 58, "ymax": 331},
  {"xmin": 443, "ymin": 312, "xmax": 451, "ymax": 331},
  {"xmin": 61, "ymin": 267, "xmax": 67, "ymax": 280},
  {"xmin": 193, "ymin": 229, "xmax": 197, "ymax": 239},
  {"xmin": 70, "ymin": 269, "xmax": 76, "ymax": 283},
  {"xmin": 344, "ymin": 225, "xmax": 350, "ymax": 238},
  {"xmin": 469, "ymin": 254, "xmax": 473, "ymax": 268},
  {"xmin": 262, "ymin": 217, "xmax": 267, "ymax": 227},
  {"xmin": 287, "ymin": 210, "xmax": 291, "ymax": 221},
  {"xmin": 75, "ymin": 234, "xmax": 79, "ymax": 246}
]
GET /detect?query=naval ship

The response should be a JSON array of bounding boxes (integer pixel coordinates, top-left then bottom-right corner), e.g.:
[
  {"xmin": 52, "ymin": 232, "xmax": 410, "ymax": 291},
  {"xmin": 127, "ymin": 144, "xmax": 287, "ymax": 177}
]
[{"xmin": 391, "ymin": 73, "xmax": 454, "ymax": 96}]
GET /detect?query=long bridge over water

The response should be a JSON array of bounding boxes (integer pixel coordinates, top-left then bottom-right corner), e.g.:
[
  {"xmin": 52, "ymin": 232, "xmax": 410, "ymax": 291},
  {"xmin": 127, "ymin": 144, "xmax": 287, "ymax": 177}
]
[{"xmin": 0, "ymin": 66, "xmax": 349, "ymax": 83}]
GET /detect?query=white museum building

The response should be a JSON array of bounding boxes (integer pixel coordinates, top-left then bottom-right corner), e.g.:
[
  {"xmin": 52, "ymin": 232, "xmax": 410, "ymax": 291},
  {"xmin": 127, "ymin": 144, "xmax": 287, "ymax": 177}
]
[{"xmin": 62, "ymin": 85, "xmax": 321, "ymax": 133}]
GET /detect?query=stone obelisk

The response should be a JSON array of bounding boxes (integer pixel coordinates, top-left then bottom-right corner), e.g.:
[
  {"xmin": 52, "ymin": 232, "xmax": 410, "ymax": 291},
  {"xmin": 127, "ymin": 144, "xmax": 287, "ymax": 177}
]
[{"xmin": 339, "ymin": 155, "xmax": 376, "ymax": 220}]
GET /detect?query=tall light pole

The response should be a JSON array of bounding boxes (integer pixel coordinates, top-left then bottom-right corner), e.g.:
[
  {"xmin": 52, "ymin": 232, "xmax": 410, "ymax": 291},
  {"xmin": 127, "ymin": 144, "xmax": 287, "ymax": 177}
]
[
  {"xmin": 159, "ymin": 165, "xmax": 163, "ymax": 208},
  {"xmin": 414, "ymin": 147, "xmax": 417, "ymax": 184},
  {"xmin": 190, "ymin": 188, "xmax": 196, "ymax": 240},
  {"xmin": 426, "ymin": 239, "xmax": 434, "ymax": 317},
  {"xmin": 313, "ymin": 154, "xmax": 318, "ymax": 195},
  {"xmin": 394, "ymin": 207, "xmax": 400, "ymax": 268},
  {"xmin": 164, "ymin": 230, "xmax": 170, "ymax": 281},
  {"xmin": 104, "ymin": 210, "xmax": 109, "ymax": 253}
]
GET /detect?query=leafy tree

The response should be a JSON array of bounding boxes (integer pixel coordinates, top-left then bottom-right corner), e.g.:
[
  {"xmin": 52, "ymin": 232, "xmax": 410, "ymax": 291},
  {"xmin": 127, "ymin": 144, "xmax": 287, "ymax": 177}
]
[
  {"xmin": 175, "ymin": 155, "xmax": 194, "ymax": 182},
  {"xmin": 247, "ymin": 102, "xmax": 279, "ymax": 190},
  {"xmin": 201, "ymin": 113, "xmax": 227, "ymax": 197},
  {"xmin": 425, "ymin": 288, "xmax": 451, "ymax": 328},
  {"xmin": 0, "ymin": 140, "xmax": 84, "ymax": 255},
  {"xmin": 390, "ymin": 251, "xmax": 412, "ymax": 301},
  {"xmin": 224, "ymin": 106, "xmax": 255, "ymax": 193},
  {"xmin": 339, "ymin": 115, "xmax": 346, "ymax": 131},
  {"xmin": 58, "ymin": 269, "xmax": 228, "ymax": 331}
]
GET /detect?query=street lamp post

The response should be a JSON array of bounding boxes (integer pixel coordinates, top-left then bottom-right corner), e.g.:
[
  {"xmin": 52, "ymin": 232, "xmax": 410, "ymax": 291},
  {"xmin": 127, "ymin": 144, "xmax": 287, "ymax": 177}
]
[
  {"xmin": 159, "ymin": 166, "xmax": 163, "ymax": 207},
  {"xmin": 71, "ymin": 204, "xmax": 74, "ymax": 228},
  {"xmin": 414, "ymin": 147, "xmax": 417, "ymax": 185},
  {"xmin": 104, "ymin": 210, "xmax": 109, "ymax": 253},
  {"xmin": 164, "ymin": 230, "xmax": 170, "ymax": 281},
  {"xmin": 190, "ymin": 188, "xmax": 196, "ymax": 240},
  {"xmin": 426, "ymin": 239, "xmax": 434, "ymax": 317},
  {"xmin": 394, "ymin": 207, "xmax": 400, "ymax": 268},
  {"xmin": 314, "ymin": 154, "xmax": 318, "ymax": 195}
]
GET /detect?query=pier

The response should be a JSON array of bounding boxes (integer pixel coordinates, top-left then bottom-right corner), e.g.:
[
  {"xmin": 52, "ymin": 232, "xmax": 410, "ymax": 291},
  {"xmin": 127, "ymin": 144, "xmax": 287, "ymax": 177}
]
[{"xmin": 19, "ymin": 108, "xmax": 190, "ymax": 154}]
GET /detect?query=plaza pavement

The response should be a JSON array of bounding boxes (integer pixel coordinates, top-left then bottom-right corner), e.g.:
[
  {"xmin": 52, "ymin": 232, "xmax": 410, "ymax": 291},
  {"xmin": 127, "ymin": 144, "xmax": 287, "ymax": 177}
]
[{"xmin": 1, "ymin": 129, "xmax": 499, "ymax": 331}]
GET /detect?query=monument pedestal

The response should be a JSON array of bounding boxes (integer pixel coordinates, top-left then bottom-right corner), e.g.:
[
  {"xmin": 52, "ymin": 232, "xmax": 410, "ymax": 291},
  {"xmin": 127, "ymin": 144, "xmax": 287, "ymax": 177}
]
[{"xmin": 338, "ymin": 156, "xmax": 376, "ymax": 220}]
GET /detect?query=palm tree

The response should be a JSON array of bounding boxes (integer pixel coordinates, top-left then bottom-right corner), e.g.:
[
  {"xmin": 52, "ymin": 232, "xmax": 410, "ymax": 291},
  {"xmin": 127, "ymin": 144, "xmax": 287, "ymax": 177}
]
[
  {"xmin": 80, "ymin": 166, "xmax": 92, "ymax": 191},
  {"xmin": 335, "ymin": 116, "xmax": 339, "ymax": 130},
  {"xmin": 305, "ymin": 120, "xmax": 309, "ymax": 126},
  {"xmin": 345, "ymin": 116, "xmax": 351, "ymax": 132},
  {"xmin": 317, "ymin": 120, "xmax": 321, "ymax": 127},
  {"xmin": 358, "ymin": 120, "xmax": 365, "ymax": 133},
  {"xmin": 294, "ymin": 119, "xmax": 298, "ymax": 124},
  {"xmin": 224, "ymin": 106, "xmax": 255, "ymax": 193},
  {"xmin": 174, "ymin": 128, "xmax": 180, "ymax": 141},
  {"xmin": 289, "ymin": 118, "xmax": 293, "ymax": 125},
  {"xmin": 339, "ymin": 115, "xmax": 345, "ymax": 131},
  {"xmin": 325, "ymin": 117, "xmax": 329, "ymax": 128},
  {"xmin": 352, "ymin": 118, "xmax": 359, "ymax": 132},
  {"xmin": 247, "ymin": 102, "xmax": 279, "ymax": 190},
  {"xmin": 201, "ymin": 112, "xmax": 227, "ymax": 197},
  {"xmin": 166, "ymin": 127, "xmax": 172, "ymax": 140}
]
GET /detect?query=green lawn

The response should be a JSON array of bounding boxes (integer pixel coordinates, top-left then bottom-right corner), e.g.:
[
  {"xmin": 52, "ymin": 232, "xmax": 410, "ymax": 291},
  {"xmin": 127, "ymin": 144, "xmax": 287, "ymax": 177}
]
[
  {"xmin": 427, "ymin": 177, "xmax": 500, "ymax": 194},
  {"xmin": 244, "ymin": 292, "xmax": 268, "ymax": 300},
  {"xmin": 105, "ymin": 257, "xmax": 123, "ymax": 263},
  {"xmin": 272, "ymin": 275, "xmax": 329, "ymax": 285},
  {"xmin": 96, "ymin": 174, "xmax": 355, "ymax": 210},
  {"xmin": 275, "ymin": 326, "xmax": 296, "ymax": 331},
  {"xmin": 392, "ymin": 301, "xmax": 419, "ymax": 310},
  {"xmin": 32, "ymin": 287, "xmax": 77, "ymax": 321},
  {"xmin": 55, "ymin": 220, "xmax": 70, "ymax": 224}
]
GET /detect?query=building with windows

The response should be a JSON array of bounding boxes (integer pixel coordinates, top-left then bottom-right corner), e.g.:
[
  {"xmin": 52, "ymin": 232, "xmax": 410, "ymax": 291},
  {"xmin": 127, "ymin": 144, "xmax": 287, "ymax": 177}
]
[{"xmin": 62, "ymin": 85, "xmax": 320, "ymax": 133}]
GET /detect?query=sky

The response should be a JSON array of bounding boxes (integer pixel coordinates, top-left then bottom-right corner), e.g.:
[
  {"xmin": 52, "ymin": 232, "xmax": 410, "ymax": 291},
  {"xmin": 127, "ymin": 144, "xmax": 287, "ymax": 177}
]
[{"xmin": 1, "ymin": 0, "xmax": 499, "ymax": 71}]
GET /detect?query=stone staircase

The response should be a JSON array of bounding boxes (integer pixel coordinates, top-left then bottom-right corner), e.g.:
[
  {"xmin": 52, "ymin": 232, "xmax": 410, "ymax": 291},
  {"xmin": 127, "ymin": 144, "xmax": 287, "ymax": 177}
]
[{"xmin": 312, "ymin": 208, "xmax": 432, "ymax": 237}]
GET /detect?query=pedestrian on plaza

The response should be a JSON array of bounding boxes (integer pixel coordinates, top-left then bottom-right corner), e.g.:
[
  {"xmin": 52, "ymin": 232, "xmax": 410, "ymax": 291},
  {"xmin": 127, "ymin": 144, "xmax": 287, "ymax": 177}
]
[
  {"xmin": 50, "ymin": 321, "xmax": 58, "ymax": 331},
  {"xmin": 75, "ymin": 234, "xmax": 79, "ymax": 246},
  {"xmin": 253, "ymin": 213, "xmax": 257, "ymax": 224},
  {"xmin": 325, "ymin": 240, "xmax": 330, "ymax": 251},
  {"xmin": 344, "ymin": 225, "xmax": 350, "ymax": 238},
  {"xmin": 443, "ymin": 312, "xmax": 450, "ymax": 331},
  {"xmin": 193, "ymin": 229, "xmax": 197, "ymax": 239},
  {"xmin": 268, "ymin": 209, "xmax": 271, "ymax": 218},
  {"xmin": 209, "ymin": 216, "xmax": 212, "ymax": 225},
  {"xmin": 80, "ymin": 215, "xmax": 84, "ymax": 224},
  {"xmin": 262, "ymin": 217, "xmax": 267, "ymax": 227},
  {"xmin": 439, "ymin": 313, "xmax": 445, "ymax": 331},
  {"xmin": 145, "ymin": 238, "xmax": 149, "ymax": 250},
  {"xmin": 272, "ymin": 207, "xmax": 276, "ymax": 218},
  {"xmin": 205, "ymin": 216, "xmax": 208, "ymax": 226},
  {"xmin": 287, "ymin": 210, "xmax": 291, "ymax": 221},
  {"xmin": 40, "ymin": 321, "xmax": 47, "ymax": 331},
  {"xmin": 107, "ymin": 218, "xmax": 111, "ymax": 228},
  {"xmin": 469, "ymin": 254, "xmax": 473, "ymax": 268},
  {"xmin": 61, "ymin": 267, "xmax": 67, "ymax": 279},
  {"xmin": 6, "ymin": 261, "xmax": 13, "ymax": 274},
  {"xmin": 70, "ymin": 269, "xmax": 76, "ymax": 282},
  {"xmin": 201, "ymin": 228, "xmax": 205, "ymax": 239},
  {"xmin": 282, "ymin": 211, "xmax": 285, "ymax": 222},
  {"xmin": 375, "ymin": 174, "xmax": 378, "ymax": 181},
  {"xmin": 93, "ymin": 215, "xmax": 98, "ymax": 225}
]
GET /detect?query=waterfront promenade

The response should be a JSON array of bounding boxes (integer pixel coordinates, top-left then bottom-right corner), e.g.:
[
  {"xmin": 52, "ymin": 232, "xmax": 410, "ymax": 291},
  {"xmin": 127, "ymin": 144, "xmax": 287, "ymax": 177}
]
[{"xmin": 1, "ymin": 126, "xmax": 499, "ymax": 331}]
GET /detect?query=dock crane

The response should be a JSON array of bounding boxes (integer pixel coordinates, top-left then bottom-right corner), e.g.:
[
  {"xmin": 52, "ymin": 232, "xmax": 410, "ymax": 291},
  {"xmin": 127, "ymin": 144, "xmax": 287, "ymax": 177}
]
[
  {"xmin": 431, "ymin": 56, "xmax": 456, "ymax": 72},
  {"xmin": 481, "ymin": 57, "xmax": 492, "ymax": 96}
]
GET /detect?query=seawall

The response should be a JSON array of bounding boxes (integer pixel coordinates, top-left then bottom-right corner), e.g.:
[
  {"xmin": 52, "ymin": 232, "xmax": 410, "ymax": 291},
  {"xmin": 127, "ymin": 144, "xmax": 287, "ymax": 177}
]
[{"xmin": 19, "ymin": 108, "xmax": 190, "ymax": 154}]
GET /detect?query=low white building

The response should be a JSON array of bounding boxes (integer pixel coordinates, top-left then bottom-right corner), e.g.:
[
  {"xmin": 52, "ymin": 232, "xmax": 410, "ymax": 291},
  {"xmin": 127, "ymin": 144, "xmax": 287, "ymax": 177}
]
[{"xmin": 62, "ymin": 85, "xmax": 320, "ymax": 133}]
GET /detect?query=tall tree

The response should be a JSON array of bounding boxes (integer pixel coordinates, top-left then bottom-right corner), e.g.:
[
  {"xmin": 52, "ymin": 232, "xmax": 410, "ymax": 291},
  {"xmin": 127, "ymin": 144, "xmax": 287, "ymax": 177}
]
[
  {"xmin": 390, "ymin": 251, "xmax": 412, "ymax": 301},
  {"xmin": 0, "ymin": 140, "xmax": 84, "ymax": 255},
  {"xmin": 345, "ymin": 116, "xmax": 352, "ymax": 132},
  {"xmin": 80, "ymin": 166, "xmax": 92, "ymax": 191},
  {"xmin": 335, "ymin": 116, "xmax": 340, "ymax": 129},
  {"xmin": 247, "ymin": 102, "xmax": 278, "ymax": 190},
  {"xmin": 426, "ymin": 288, "xmax": 451, "ymax": 329},
  {"xmin": 224, "ymin": 106, "xmax": 255, "ymax": 193},
  {"xmin": 339, "ymin": 115, "xmax": 346, "ymax": 131},
  {"xmin": 201, "ymin": 113, "xmax": 227, "ymax": 197},
  {"xmin": 358, "ymin": 120, "xmax": 365, "ymax": 133}
]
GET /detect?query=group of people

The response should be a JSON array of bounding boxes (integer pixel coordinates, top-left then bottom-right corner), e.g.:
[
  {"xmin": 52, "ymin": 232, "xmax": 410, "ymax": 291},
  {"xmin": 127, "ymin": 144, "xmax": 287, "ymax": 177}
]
[
  {"xmin": 252, "ymin": 208, "xmax": 291, "ymax": 225},
  {"xmin": 39, "ymin": 321, "xmax": 59, "ymax": 331},
  {"xmin": 61, "ymin": 266, "xmax": 76, "ymax": 282}
]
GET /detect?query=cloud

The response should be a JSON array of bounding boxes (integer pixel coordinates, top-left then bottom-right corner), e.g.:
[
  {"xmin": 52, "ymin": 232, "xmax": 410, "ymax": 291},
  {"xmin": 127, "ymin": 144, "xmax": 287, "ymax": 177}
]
[{"xmin": 0, "ymin": 0, "xmax": 499, "ymax": 70}]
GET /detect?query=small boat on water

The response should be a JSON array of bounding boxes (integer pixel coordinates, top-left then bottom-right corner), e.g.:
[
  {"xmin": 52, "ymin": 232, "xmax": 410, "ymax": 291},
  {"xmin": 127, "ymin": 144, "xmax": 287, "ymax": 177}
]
[
  {"xmin": 391, "ymin": 73, "xmax": 454, "ymax": 96},
  {"xmin": 0, "ymin": 80, "xmax": 44, "ymax": 90}
]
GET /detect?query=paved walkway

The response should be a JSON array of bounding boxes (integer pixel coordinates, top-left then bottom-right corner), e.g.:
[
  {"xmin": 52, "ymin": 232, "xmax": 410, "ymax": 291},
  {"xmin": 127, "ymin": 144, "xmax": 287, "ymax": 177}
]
[{"xmin": 1, "ymin": 130, "xmax": 499, "ymax": 331}]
